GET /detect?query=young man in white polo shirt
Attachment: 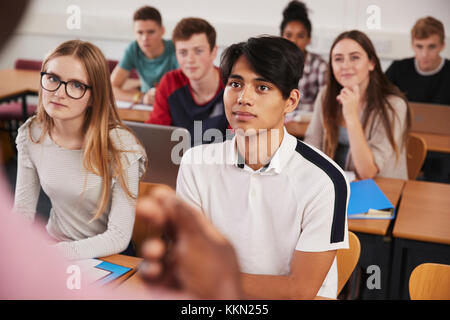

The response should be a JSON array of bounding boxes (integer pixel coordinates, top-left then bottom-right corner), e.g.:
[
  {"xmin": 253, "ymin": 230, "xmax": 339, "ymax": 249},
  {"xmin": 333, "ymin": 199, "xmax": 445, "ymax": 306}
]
[{"xmin": 176, "ymin": 36, "xmax": 349, "ymax": 299}]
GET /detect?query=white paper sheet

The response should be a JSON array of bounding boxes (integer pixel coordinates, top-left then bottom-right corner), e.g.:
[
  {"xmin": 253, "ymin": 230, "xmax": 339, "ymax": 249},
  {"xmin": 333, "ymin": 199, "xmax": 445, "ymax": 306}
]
[{"xmin": 73, "ymin": 258, "xmax": 111, "ymax": 286}]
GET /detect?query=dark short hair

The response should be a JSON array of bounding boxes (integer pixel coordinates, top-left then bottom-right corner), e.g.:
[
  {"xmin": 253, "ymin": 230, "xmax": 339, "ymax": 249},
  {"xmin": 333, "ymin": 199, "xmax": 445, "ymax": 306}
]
[
  {"xmin": 133, "ymin": 6, "xmax": 162, "ymax": 25},
  {"xmin": 220, "ymin": 36, "xmax": 304, "ymax": 99},
  {"xmin": 172, "ymin": 17, "xmax": 216, "ymax": 51}
]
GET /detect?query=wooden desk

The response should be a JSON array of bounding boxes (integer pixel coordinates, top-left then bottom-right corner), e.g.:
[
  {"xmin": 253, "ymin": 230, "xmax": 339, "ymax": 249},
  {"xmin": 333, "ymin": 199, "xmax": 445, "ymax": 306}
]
[
  {"xmin": 409, "ymin": 102, "xmax": 450, "ymax": 151},
  {"xmin": 0, "ymin": 69, "xmax": 40, "ymax": 99},
  {"xmin": 390, "ymin": 180, "xmax": 450, "ymax": 299},
  {"xmin": 118, "ymin": 108, "xmax": 150, "ymax": 123},
  {"xmin": 411, "ymin": 132, "xmax": 450, "ymax": 154},
  {"xmin": 393, "ymin": 180, "xmax": 450, "ymax": 245},
  {"xmin": 346, "ymin": 177, "xmax": 406, "ymax": 300},
  {"xmin": 98, "ymin": 254, "xmax": 143, "ymax": 288},
  {"xmin": 119, "ymin": 269, "xmax": 335, "ymax": 300},
  {"xmin": 0, "ymin": 69, "xmax": 40, "ymax": 121}
]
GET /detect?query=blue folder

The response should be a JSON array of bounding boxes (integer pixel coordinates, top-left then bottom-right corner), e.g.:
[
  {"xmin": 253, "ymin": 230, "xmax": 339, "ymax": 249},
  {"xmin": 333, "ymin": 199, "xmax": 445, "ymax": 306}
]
[
  {"xmin": 347, "ymin": 179, "xmax": 395, "ymax": 219},
  {"xmin": 94, "ymin": 260, "xmax": 132, "ymax": 286}
]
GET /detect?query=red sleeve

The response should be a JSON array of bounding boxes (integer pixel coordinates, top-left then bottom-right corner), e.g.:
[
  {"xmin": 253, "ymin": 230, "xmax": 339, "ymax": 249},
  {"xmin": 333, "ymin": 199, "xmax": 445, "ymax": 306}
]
[{"xmin": 146, "ymin": 73, "xmax": 173, "ymax": 125}]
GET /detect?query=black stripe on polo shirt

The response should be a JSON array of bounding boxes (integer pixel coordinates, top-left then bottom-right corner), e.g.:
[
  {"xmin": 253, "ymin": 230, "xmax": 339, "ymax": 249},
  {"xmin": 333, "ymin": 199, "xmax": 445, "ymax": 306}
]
[
  {"xmin": 294, "ymin": 140, "xmax": 347, "ymax": 243},
  {"xmin": 237, "ymin": 149, "xmax": 245, "ymax": 169},
  {"xmin": 260, "ymin": 161, "xmax": 271, "ymax": 172}
]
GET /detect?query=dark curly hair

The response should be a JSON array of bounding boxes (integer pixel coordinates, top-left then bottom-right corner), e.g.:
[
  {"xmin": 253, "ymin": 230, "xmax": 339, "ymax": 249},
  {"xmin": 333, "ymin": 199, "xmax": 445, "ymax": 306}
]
[{"xmin": 280, "ymin": 1, "xmax": 312, "ymax": 38}]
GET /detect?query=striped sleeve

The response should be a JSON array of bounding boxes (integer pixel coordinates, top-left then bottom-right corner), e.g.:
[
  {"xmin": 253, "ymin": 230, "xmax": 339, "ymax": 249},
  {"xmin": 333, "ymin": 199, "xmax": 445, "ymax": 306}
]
[{"xmin": 294, "ymin": 140, "xmax": 349, "ymax": 251}]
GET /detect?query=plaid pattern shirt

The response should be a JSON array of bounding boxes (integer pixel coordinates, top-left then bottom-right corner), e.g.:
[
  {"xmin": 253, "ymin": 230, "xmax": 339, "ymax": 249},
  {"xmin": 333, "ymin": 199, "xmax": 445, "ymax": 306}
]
[{"xmin": 297, "ymin": 52, "xmax": 327, "ymax": 111}]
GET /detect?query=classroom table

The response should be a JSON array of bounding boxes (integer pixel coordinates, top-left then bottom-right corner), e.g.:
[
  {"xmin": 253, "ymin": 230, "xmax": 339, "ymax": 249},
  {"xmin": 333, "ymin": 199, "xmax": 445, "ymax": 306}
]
[
  {"xmin": 117, "ymin": 269, "xmax": 336, "ymax": 300},
  {"xmin": 409, "ymin": 102, "xmax": 450, "ymax": 154},
  {"xmin": 0, "ymin": 69, "xmax": 150, "ymax": 123},
  {"xmin": 410, "ymin": 132, "xmax": 450, "ymax": 154},
  {"xmin": 0, "ymin": 69, "xmax": 39, "ymax": 121},
  {"xmin": 0, "ymin": 69, "xmax": 39, "ymax": 98},
  {"xmin": 285, "ymin": 120, "xmax": 450, "ymax": 154},
  {"xmin": 343, "ymin": 177, "xmax": 406, "ymax": 300},
  {"xmin": 389, "ymin": 180, "xmax": 450, "ymax": 299},
  {"xmin": 117, "ymin": 108, "xmax": 151, "ymax": 123}
]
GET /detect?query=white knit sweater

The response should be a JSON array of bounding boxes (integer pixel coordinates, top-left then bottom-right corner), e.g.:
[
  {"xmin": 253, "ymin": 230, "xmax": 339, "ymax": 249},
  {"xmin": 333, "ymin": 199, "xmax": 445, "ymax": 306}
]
[{"xmin": 13, "ymin": 116, "xmax": 147, "ymax": 260}]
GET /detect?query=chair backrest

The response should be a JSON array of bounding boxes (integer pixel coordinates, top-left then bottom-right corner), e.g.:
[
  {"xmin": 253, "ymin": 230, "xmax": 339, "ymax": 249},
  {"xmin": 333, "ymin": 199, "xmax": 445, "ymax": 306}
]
[
  {"xmin": 107, "ymin": 59, "xmax": 118, "ymax": 74},
  {"xmin": 336, "ymin": 231, "xmax": 361, "ymax": 296},
  {"xmin": 409, "ymin": 263, "xmax": 450, "ymax": 300},
  {"xmin": 107, "ymin": 59, "xmax": 139, "ymax": 79},
  {"xmin": 132, "ymin": 182, "xmax": 174, "ymax": 256},
  {"xmin": 407, "ymin": 134, "xmax": 427, "ymax": 180},
  {"xmin": 15, "ymin": 59, "xmax": 42, "ymax": 71}
]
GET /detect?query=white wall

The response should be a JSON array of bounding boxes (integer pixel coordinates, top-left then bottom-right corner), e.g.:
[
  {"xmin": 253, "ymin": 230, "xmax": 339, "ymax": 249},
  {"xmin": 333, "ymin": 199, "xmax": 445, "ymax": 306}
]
[{"xmin": 1, "ymin": 0, "xmax": 449, "ymax": 71}]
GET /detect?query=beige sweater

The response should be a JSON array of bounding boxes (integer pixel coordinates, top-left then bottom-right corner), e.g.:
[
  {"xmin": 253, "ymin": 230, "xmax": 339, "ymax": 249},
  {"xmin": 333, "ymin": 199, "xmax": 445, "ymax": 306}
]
[
  {"xmin": 14, "ymin": 116, "xmax": 147, "ymax": 260},
  {"xmin": 304, "ymin": 88, "xmax": 409, "ymax": 180}
]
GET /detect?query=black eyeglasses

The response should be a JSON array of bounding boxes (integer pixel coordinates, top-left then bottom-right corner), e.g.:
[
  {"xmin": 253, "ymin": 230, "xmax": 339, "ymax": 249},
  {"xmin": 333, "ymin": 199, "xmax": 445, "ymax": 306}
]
[{"xmin": 40, "ymin": 72, "xmax": 91, "ymax": 99}]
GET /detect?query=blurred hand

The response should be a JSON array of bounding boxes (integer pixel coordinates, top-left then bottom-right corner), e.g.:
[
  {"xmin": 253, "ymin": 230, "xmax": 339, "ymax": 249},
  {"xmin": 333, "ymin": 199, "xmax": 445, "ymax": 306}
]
[
  {"xmin": 337, "ymin": 84, "xmax": 360, "ymax": 124},
  {"xmin": 136, "ymin": 187, "xmax": 242, "ymax": 299},
  {"xmin": 142, "ymin": 88, "xmax": 156, "ymax": 105}
]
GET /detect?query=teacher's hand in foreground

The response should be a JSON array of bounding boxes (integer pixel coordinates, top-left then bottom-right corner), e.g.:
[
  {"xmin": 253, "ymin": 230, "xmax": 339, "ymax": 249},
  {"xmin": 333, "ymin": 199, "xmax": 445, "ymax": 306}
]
[{"xmin": 136, "ymin": 187, "xmax": 243, "ymax": 299}]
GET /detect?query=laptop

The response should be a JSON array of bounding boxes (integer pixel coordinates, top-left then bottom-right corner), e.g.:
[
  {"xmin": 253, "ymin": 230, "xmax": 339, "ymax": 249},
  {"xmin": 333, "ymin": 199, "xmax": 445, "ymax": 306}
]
[
  {"xmin": 410, "ymin": 102, "xmax": 450, "ymax": 135},
  {"xmin": 123, "ymin": 121, "xmax": 191, "ymax": 189}
]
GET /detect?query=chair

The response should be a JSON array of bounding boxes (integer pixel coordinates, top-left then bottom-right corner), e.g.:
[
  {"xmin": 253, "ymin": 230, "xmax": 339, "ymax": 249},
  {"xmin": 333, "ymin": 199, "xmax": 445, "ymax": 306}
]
[
  {"xmin": 107, "ymin": 59, "xmax": 139, "ymax": 79},
  {"xmin": 107, "ymin": 59, "xmax": 118, "ymax": 74},
  {"xmin": 409, "ymin": 263, "xmax": 450, "ymax": 300},
  {"xmin": 14, "ymin": 59, "xmax": 42, "ymax": 70},
  {"xmin": 132, "ymin": 182, "xmax": 173, "ymax": 256},
  {"xmin": 407, "ymin": 134, "xmax": 427, "ymax": 180},
  {"xmin": 336, "ymin": 231, "xmax": 361, "ymax": 296}
]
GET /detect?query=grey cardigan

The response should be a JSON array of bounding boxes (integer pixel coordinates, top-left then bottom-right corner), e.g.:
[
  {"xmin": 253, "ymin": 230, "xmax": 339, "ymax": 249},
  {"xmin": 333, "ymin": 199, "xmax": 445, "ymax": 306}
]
[{"xmin": 304, "ymin": 87, "xmax": 409, "ymax": 180}]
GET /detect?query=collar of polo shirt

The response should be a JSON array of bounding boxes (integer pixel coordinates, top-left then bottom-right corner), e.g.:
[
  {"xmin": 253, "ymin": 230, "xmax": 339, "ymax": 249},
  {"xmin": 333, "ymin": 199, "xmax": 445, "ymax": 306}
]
[{"xmin": 227, "ymin": 127, "xmax": 297, "ymax": 174}]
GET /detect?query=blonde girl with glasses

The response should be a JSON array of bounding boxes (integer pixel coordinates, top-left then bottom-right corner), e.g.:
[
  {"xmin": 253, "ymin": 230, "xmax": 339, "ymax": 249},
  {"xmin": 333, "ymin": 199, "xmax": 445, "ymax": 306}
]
[{"xmin": 13, "ymin": 40, "xmax": 147, "ymax": 260}]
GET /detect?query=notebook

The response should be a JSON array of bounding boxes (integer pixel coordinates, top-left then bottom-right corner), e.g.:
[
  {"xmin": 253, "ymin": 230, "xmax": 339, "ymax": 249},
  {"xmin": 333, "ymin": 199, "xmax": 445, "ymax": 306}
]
[
  {"xmin": 123, "ymin": 121, "xmax": 191, "ymax": 189},
  {"xmin": 347, "ymin": 179, "xmax": 395, "ymax": 219},
  {"xmin": 410, "ymin": 102, "xmax": 450, "ymax": 135}
]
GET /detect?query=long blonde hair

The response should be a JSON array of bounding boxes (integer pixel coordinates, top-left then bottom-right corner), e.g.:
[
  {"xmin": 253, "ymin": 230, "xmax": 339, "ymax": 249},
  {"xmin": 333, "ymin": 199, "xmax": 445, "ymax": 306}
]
[{"xmin": 31, "ymin": 40, "xmax": 141, "ymax": 220}]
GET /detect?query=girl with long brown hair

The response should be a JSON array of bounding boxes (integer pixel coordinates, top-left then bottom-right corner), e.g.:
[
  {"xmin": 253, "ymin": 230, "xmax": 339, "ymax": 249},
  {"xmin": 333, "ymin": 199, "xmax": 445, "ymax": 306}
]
[
  {"xmin": 13, "ymin": 40, "xmax": 147, "ymax": 260},
  {"xmin": 305, "ymin": 30, "xmax": 411, "ymax": 179}
]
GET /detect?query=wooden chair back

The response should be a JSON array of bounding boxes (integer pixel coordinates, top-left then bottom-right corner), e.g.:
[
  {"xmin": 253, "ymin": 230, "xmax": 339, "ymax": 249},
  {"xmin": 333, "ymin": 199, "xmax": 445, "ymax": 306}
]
[
  {"xmin": 407, "ymin": 134, "xmax": 427, "ymax": 180},
  {"xmin": 107, "ymin": 59, "xmax": 139, "ymax": 79},
  {"xmin": 15, "ymin": 59, "xmax": 42, "ymax": 71},
  {"xmin": 337, "ymin": 231, "xmax": 361, "ymax": 296},
  {"xmin": 409, "ymin": 263, "xmax": 450, "ymax": 300}
]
